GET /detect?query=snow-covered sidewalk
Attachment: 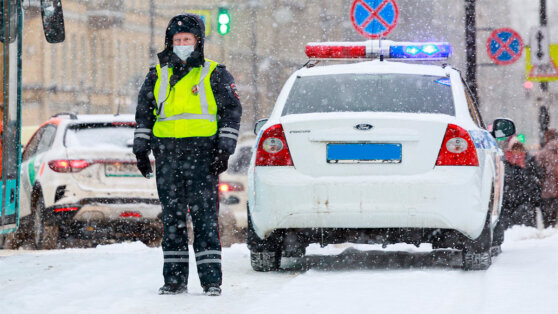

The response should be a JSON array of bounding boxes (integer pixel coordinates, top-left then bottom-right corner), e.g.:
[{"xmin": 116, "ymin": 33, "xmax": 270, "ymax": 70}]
[{"xmin": 1, "ymin": 226, "xmax": 558, "ymax": 314}]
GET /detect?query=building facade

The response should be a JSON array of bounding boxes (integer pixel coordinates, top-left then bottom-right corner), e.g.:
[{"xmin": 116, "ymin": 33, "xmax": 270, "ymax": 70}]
[
  {"xmin": 21, "ymin": 0, "xmax": 558, "ymax": 146},
  {"xmin": 22, "ymin": 0, "xmax": 351, "ymax": 130}
]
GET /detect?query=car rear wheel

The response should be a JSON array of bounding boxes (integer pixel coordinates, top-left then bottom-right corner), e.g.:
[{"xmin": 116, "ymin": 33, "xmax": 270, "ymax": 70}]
[
  {"xmin": 31, "ymin": 194, "xmax": 59, "ymax": 250},
  {"xmin": 462, "ymin": 198, "xmax": 493, "ymax": 271},
  {"xmin": 247, "ymin": 207, "xmax": 281, "ymax": 272},
  {"xmin": 251, "ymin": 251, "xmax": 281, "ymax": 272}
]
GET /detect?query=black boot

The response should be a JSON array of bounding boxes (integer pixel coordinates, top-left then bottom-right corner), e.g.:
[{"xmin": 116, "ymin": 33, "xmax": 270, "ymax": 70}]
[
  {"xmin": 158, "ymin": 283, "xmax": 188, "ymax": 295},
  {"xmin": 203, "ymin": 285, "xmax": 221, "ymax": 296}
]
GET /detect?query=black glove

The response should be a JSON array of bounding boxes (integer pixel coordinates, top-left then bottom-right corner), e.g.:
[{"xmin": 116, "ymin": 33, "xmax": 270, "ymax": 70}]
[
  {"xmin": 133, "ymin": 137, "xmax": 151, "ymax": 156},
  {"xmin": 135, "ymin": 152, "xmax": 153, "ymax": 179},
  {"xmin": 211, "ymin": 151, "xmax": 230, "ymax": 176}
]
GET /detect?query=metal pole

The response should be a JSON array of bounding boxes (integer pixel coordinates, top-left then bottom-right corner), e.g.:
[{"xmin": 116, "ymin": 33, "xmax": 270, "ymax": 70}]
[
  {"xmin": 250, "ymin": 3, "xmax": 259, "ymax": 125},
  {"xmin": 320, "ymin": 1, "xmax": 327, "ymax": 41},
  {"xmin": 539, "ymin": 0, "xmax": 549, "ymax": 145},
  {"xmin": 540, "ymin": 0, "xmax": 548, "ymax": 92},
  {"xmin": 465, "ymin": 0, "xmax": 479, "ymax": 105},
  {"xmin": 220, "ymin": 35, "xmax": 225, "ymax": 63},
  {"xmin": 149, "ymin": 0, "xmax": 156, "ymax": 64}
]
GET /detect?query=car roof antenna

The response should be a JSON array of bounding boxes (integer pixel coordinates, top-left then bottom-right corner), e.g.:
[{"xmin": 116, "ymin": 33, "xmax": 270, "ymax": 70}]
[
  {"xmin": 115, "ymin": 101, "xmax": 121, "ymax": 116},
  {"xmin": 379, "ymin": 35, "xmax": 384, "ymax": 61}
]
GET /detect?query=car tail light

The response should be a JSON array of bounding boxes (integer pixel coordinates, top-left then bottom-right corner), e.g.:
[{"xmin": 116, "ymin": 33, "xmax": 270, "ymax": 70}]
[
  {"xmin": 219, "ymin": 181, "xmax": 244, "ymax": 192},
  {"xmin": 54, "ymin": 206, "xmax": 79, "ymax": 213},
  {"xmin": 255, "ymin": 124, "xmax": 294, "ymax": 166},
  {"xmin": 435, "ymin": 124, "xmax": 479, "ymax": 166},
  {"xmin": 120, "ymin": 212, "xmax": 142, "ymax": 218},
  {"xmin": 112, "ymin": 122, "xmax": 136, "ymax": 127},
  {"xmin": 48, "ymin": 160, "xmax": 92, "ymax": 173}
]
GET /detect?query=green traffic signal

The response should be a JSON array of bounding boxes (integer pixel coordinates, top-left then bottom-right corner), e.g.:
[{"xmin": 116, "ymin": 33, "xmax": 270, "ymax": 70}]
[
  {"xmin": 217, "ymin": 8, "xmax": 230, "ymax": 35},
  {"xmin": 517, "ymin": 133, "xmax": 525, "ymax": 143}
]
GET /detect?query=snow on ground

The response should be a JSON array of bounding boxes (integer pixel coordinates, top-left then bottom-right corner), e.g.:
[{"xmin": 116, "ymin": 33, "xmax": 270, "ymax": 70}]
[{"xmin": 1, "ymin": 226, "xmax": 558, "ymax": 314}]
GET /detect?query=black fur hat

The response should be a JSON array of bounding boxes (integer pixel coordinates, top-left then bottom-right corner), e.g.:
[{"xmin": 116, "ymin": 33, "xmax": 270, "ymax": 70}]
[{"xmin": 157, "ymin": 13, "xmax": 205, "ymax": 67}]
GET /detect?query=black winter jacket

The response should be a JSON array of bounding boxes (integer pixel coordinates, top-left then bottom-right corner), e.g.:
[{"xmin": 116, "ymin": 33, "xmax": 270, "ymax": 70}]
[
  {"xmin": 134, "ymin": 13, "xmax": 242, "ymax": 157},
  {"xmin": 502, "ymin": 154, "xmax": 543, "ymax": 209}
]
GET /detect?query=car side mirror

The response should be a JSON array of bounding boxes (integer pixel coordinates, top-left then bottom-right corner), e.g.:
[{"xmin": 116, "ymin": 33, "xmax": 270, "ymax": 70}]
[
  {"xmin": 254, "ymin": 119, "xmax": 268, "ymax": 135},
  {"xmin": 40, "ymin": 0, "xmax": 65, "ymax": 43},
  {"xmin": 491, "ymin": 118, "xmax": 516, "ymax": 139}
]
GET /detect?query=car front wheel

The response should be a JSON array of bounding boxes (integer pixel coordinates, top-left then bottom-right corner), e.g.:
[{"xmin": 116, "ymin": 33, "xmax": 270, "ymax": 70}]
[{"xmin": 31, "ymin": 193, "xmax": 59, "ymax": 250}]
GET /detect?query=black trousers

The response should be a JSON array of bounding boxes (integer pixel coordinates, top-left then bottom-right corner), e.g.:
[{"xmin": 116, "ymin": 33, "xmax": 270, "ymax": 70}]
[
  {"xmin": 153, "ymin": 137, "xmax": 222, "ymax": 288},
  {"xmin": 541, "ymin": 198, "xmax": 558, "ymax": 228}
]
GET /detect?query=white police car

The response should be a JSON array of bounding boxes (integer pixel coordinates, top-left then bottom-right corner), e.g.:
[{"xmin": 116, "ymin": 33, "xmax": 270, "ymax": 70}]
[{"xmin": 247, "ymin": 41, "xmax": 515, "ymax": 271}]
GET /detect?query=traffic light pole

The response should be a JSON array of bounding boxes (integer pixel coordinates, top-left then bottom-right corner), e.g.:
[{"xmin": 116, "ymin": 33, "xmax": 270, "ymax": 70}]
[
  {"xmin": 539, "ymin": 0, "xmax": 550, "ymax": 145},
  {"xmin": 465, "ymin": 0, "xmax": 479, "ymax": 106},
  {"xmin": 149, "ymin": 0, "xmax": 156, "ymax": 64},
  {"xmin": 250, "ymin": 3, "xmax": 260, "ymax": 125}
]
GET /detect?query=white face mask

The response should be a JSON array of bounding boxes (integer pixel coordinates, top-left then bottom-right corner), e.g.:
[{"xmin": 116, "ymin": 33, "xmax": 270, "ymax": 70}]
[{"xmin": 173, "ymin": 45, "xmax": 194, "ymax": 61}]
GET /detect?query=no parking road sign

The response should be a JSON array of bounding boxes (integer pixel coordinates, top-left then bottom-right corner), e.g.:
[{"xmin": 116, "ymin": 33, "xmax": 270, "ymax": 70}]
[
  {"xmin": 351, "ymin": 0, "xmax": 399, "ymax": 39},
  {"xmin": 486, "ymin": 28, "xmax": 524, "ymax": 65}
]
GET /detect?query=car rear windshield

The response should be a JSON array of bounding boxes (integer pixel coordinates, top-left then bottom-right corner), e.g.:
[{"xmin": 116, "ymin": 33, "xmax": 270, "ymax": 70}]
[
  {"xmin": 282, "ymin": 74, "xmax": 454, "ymax": 116},
  {"xmin": 65, "ymin": 123, "xmax": 135, "ymax": 149}
]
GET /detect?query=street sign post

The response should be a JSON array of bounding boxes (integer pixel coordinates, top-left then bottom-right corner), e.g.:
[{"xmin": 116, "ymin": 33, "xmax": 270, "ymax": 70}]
[
  {"xmin": 186, "ymin": 10, "xmax": 211, "ymax": 36},
  {"xmin": 526, "ymin": 44, "xmax": 558, "ymax": 82},
  {"xmin": 529, "ymin": 26, "xmax": 550, "ymax": 65},
  {"xmin": 350, "ymin": 0, "xmax": 399, "ymax": 39},
  {"xmin": 486, "ymin": 28, "xmax": 524, "ymax": 65}
]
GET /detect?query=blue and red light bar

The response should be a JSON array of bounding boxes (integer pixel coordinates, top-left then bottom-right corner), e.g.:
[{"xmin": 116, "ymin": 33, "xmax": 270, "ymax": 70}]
[{"xmin": 305, "ymin": 40, "xmax": 452, "ymax": 60}]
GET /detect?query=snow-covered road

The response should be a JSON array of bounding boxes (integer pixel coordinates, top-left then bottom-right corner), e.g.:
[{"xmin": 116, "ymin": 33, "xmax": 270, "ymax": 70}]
[{"xmin": 1, "ymin": 226, "xmax": 558, "ymax": 314}]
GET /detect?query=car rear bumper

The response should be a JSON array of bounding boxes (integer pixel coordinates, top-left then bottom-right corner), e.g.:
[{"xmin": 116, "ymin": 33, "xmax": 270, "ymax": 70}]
[
  {"xmin": 250, "ymin": 166, "xmax": 490, "ymax": 240},
  {"xmin": 60, "ymin": 219, "xmax": 162, "ymax": 240},
  {"xmin": 45, "ymin": 199, "xmax": 162, "ymax": 238}
]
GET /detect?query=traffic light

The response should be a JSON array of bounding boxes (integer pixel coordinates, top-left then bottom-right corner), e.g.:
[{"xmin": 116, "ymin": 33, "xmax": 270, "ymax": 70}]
[{"xmin": 217, "ymin": 8, "xmax": 230, "ymax": 35}]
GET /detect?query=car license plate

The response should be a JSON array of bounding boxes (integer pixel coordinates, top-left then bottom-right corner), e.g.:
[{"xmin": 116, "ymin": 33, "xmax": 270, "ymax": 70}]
[
  {"xmin": 327, "ymin": 143, "xmax": 402, "ymax": 164},
  {"xmin": 105, "ymin": 163, "xmax": 143, "ymax": 177}
]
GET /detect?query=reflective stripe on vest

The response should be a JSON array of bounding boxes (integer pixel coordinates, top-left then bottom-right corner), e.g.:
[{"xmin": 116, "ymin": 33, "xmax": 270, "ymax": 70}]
[
  {"xmin": 153, "ymin": 60, "xmax": 218, "ymax": 138},
  {"xmin": 156, "ymin": 65, "xmax": 169, "ymax": 118}
]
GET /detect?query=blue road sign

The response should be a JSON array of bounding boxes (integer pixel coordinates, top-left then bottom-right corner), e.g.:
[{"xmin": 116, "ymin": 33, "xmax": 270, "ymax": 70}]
[
  {"xmin": 486, "ymin": 28, "xmax": 524, "ymax": 65},
  {"xmin": 350, "ymin": 0, "xmax": 399, "ymax": 39}
]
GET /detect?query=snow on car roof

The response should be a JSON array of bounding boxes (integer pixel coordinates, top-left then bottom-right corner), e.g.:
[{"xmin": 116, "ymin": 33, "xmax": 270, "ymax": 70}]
[
  {"xmin": 297, "ymin": 60, "xmax": 452, "ymax": 77},
  {"xmin": 71, "ymin": 114, "xmax": 135, "ymax": 122},
  {"xmin": 55, "ymin": 114, "xmax": 136, "ymax": 126}
]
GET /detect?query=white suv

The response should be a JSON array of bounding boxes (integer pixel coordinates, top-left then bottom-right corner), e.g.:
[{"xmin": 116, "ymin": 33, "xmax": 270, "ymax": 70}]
[
  {"xmin": 247, "ymin": 41, "xmax": 515, "ymax": 271},
  {"xmin": 18, "ymin": 113, "xmax": 161, "ymax": 249}
]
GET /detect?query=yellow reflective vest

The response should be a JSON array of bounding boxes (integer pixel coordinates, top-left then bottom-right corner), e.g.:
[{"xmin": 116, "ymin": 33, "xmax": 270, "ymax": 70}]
[{"xmin": 152, "ymin": 59, "xmax": 219, "ymax": 138}]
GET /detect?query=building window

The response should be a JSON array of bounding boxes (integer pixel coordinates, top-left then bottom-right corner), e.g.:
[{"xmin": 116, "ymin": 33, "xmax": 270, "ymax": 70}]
[
  {"xmin": 51, "ymin": 44, "xmax": 57, "ymax": 86},
  {"xmin": 71, "ymin": 34, "xmax": 77, "ymax": 88},
  {"xmin": 116, "ymin": 40, "xmax": 122, "ymax": 88},
  {"xmin": 124, "ymin": 41, "xmax": 129, "ymax": 81},
  {"xmin": 81, "ymin": 35, "xmax": 87, "ymax": 89},
  {"xmin": 100, "ymin": 40, "xmax": 106, "ymax": 90},
  {"xmin": 61, "ymin": 38, "xmax": 67, "ymax": 87},
  {"xmin": 91, "ymin": 40, "xmax": 97, "ymax": 88}
]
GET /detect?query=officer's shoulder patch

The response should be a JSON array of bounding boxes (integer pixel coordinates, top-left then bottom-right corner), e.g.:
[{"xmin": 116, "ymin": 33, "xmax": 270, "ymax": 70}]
[{"xmin": 230, "ymin": 83, "xmax": 239, "ymax": 99}]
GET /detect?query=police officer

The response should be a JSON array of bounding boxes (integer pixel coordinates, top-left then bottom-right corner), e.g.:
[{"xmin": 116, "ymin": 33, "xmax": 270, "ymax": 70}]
[{"xmin": 133, "ymin": 13, "xmax": 242, "ymax": 296}]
